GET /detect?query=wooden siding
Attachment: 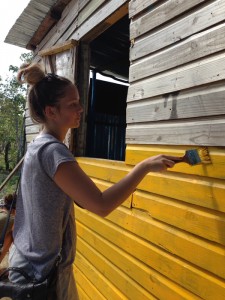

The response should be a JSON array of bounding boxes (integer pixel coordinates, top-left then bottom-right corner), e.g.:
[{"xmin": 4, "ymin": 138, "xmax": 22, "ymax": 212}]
[
  {"xmin": 127, "ymin": 0, "xmax": 225, "ymax": 146},
  {"xmin": 74, "ymin": 151, "xmax": 225, "ymax": 300},
  {"xmin": 33, "ymin": 0, "xmax": 128, "ymax": 56},
  {"xmin": 14, "ymin": 1, "xmax": 225, "ymax": 299}
]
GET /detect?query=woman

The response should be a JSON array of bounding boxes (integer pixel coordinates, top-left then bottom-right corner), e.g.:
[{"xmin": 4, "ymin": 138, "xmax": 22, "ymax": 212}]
[{"xmin": 9, "ymin": 63, "xmax": 180, "ymax": 300}]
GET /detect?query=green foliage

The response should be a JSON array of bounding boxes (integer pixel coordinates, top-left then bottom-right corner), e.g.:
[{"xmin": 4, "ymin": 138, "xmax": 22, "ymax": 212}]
[
  {"xmin": 0, "ymin": 173, "xmax": 20, "ymax": 200},
  {"xmin": 0, "ymin": 52, "xmax": 33, "ymax": 172}
]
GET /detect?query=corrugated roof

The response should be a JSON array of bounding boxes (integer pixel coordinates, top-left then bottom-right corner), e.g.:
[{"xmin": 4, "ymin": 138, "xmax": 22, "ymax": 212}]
[{"xmin": 4, "ymin": 0, "xmax": 65, "ymax": 50}]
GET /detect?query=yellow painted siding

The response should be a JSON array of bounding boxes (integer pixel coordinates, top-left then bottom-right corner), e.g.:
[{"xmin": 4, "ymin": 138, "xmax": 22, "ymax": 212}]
[{"xmin": 73, "ymin": 145, "xmax": 225, "ymax": 300}]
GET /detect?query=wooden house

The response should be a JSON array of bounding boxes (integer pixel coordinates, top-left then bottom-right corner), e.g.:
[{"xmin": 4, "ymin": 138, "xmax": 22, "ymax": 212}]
[{"xmin": 5, "ymin": 0, "xmax": 225, "ymax": 299}]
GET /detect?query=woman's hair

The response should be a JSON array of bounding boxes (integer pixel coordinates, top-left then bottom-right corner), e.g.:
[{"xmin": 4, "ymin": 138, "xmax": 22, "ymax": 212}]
[{"xmin": 17, "ymin": 63, "xmax": 72, "ymax": 123}]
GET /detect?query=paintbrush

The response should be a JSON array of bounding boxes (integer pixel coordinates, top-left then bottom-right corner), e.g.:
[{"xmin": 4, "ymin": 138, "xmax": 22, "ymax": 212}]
[{"xmin": 173, "ymin": 147, "xmax": 211, "ymax": 166}]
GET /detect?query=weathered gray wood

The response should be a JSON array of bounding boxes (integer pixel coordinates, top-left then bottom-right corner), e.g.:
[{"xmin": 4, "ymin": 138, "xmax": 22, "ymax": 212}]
[
  {"xmin": 127, "ymin": 52, "xmax": 225, "ymax": 101},
  {"xmin": 130, "ymin": 23, "xmax": 225, "ymax": 82},
  {"xmin": 78, "ymin": 0, "xmax": 107, "ymax": 27},
  {"xmin": 129, "ymin": 0, "xmax": 158, "ymax": 18},
  {"xmin": 35, "ymin": 0, "xmax": 128, "ymax": 54},
  {"xmin": 130, "ymin": 0, "xmax": 206, "ymax": 39},
  {"xmin": 25, "ymin": 117, "xmax": 34, "ymax": 126},
  {"xmin": 127, "ymin": 82, "xmax": 225, "ymax": 123},
  {"xmin": 38, "ymin": 39, "xmax": 77, "ymax": 56},
  {"xmin": 65, "ymin": 0, "xmax": 128, "ymax": 41},
  {"xmin": 126, "ymin": 117, "xmax": 225, "ymax": 146},
  {"xmin": 25, "ymin": 124, "xmax": 41, "ymax": 135},
  {"xmin": 35, "ymin": 0, "xmax": 79, "ymax": 54},
  {"xmin": 130, "ymin": 0, "xmax": 225, "ymax": 61},
  {"xmin": 78, "ymin": 0, "xmax": 91, "ymax": 11},
  {"xmin": 26, "ymin": 133, "xmax": 40, "ymax": 143}
]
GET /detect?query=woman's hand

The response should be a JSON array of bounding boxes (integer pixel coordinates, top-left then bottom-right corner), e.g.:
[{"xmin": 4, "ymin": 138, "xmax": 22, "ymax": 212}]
[{"xmin": 141, "ymin": 155, "xmax": 181, "ymax": 173}]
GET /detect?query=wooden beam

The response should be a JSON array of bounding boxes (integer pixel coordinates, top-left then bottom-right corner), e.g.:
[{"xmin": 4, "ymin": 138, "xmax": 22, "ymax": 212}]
[{"xmin": 38, "ymin": 39, "xmax": 77, "ymax": 56}]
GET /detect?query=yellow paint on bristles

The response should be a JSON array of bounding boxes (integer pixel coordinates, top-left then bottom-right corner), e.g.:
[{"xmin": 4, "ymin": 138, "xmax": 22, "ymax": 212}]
[{"xmin": 198, "ymin": 147, "xmax": 211, "ymax": 164}]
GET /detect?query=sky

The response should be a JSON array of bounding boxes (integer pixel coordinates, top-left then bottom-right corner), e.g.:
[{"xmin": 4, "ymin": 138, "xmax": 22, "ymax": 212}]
[{"xmin": 0, "ymin": 0, "xmax": 31, "ymax": 79}]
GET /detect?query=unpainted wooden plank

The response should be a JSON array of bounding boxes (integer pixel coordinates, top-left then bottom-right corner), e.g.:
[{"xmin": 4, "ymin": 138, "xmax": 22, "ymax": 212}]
[
  {"xmin": 65, "ymin": 0, "xmax": 128, "ymax": 42},
  {"xmin": 38, "ymin": 39, "xmax": 77, "ymax": 56},
  {"xmin": 25, "ymin": 117, "xmax": 34, "ymax": 126},
  {"xmin": 76, "ymin": 207, "xmax": 225, "ymax": 293},
  {"xmin": 133, "ymin": 191, "xmax": 225, "ymax": 246},
  {"xmin": 130, "ymin": 22, "xmax": 225, "ymax": 82},
  {"xmin": 76, "ymin": 157, "xmax": 225, "ymax": 213},
  {"xmin": 77, "ymin": 233, "xmax": 187, "ymax": 300},
  {"xmin": 127, "ymin": 82, "xmax": 225, "ymax": 121},
  {"xmin": 125, "ymin": 144, "xmax": 225, "ymax": 180},
  {"xmin": 130, "ymin": 0, "xmax": 206, "ymax": 39},
  {"xmin": 77, "ymin": 0, "xmax": 106, "ymax": 27},
  {"xmin": 77, "ymin": 1, "xmax": 129, "ymax": 42},
  {"xmin": 78, "ymin": 0, "xmax": 91, "ymax": 12},
  {"xmin": 129, "ymin": 0, "xmax": 158, "ymax": 18},
  {"xmin": 35, "ymin": 0, "xmax": 79, "ymax": 54},
  {"xmin": 35, "ymin": 0, "xmax": 128, "ymax": 54},
  {"xmin": 130, "ymin": 0, "xmax": 225, "ymax": 61},
  {"xmin": 25, "ymin": 124, "xmax": 41, "ymax": 135},
  {"xmin": 126, "ymin": 117, "xmax": 225, "ymax": 147},
  {"xmin": 26, "ymin": 133, "xmax": 39, "ymax": 143},
  {"xmin": 127, "ymin": 52, "xmax": 225, "ymax": 101},
  {"xmin": 75, "ymin": 251, "xmax": 127, "ymax": 300}
]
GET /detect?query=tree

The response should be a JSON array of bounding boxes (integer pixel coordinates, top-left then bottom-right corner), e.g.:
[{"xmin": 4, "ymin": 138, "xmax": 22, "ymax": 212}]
[{"xmin": 0, "ymin": 52, "xmax": 33, "ymax": 171}]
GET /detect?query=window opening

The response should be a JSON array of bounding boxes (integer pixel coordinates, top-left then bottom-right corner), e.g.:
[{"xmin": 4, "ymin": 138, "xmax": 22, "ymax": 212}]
[{"xmin": 86, "ymin": 15, "xmax": 130, "ymax": 161}]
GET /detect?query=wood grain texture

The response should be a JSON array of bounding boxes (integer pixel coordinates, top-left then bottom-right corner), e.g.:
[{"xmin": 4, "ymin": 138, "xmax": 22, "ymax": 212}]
[
  {"xmin": 130, "ymin": 0, "xmax": 225, "ymax": 61},
  {"xmin": 74, "ymin": 266, "xmax": 106, "ymax": 300},
  {"xmin": 128, "ymin": 52, "xmax": 225, "ymax": 101},
  {"xmin": 133, "ymin": 191, "xmax": 225, "ymax": 246},
  {"xmin": 125, "ymin": 144, "xmax": 225, "ymax": 180},
  {"xmin": 127, "ymin": 82, "xmax": 225, "ymax": 122},
  {"xmin": 35, "ymin": 0, "xmax": 128, "ymax": 54},
  {"xmin": 76, "ymin": 220, "xmax": 202, "ymax": 299},
  {"xmin": 126, "ymin": 117, "xmax": 225, "ymax": 146},
  {"xmin": 75, "ymin": 251, "xmax": 125, "ymax": 300},
  {"xmin": 130, "ymin": 0, "xmax": 206, "ymax": 39},
  {"xmin": 130, "ymin": 23, "xmax": 225, "ymax": 82},
  {"xmin": 129, "ymin": 0, "xmax": 158, "ymax": 18},
  {"xmin": 75, "ymin": 207, "xmax": 225, "ymax": 298},
  {"xmin": 38, "ymin": 39, "xmax": 77, "ymax": 56}
]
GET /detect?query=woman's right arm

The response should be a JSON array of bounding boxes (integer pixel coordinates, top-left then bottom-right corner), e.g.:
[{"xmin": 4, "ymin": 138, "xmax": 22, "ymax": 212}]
[{"xmin": 54, "ymin": 155, "xmax": 179, "ymax": 217}]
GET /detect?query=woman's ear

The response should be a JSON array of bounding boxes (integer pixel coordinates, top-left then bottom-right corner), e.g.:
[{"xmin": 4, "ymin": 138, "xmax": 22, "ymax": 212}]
[{"xmin": 44, "ymin": 106, "xmax": 58, "ymax": 120}]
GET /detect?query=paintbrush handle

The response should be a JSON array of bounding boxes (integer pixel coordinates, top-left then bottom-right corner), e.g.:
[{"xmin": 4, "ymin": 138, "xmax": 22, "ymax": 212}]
[{"xmin": 172, "ymin": 157, "xmax": 185, "ymax": 164}]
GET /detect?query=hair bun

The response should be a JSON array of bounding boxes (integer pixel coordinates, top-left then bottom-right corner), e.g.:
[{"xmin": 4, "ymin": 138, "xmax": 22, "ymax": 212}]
[{"xmin": 17, "ymin": 63, "xmax": 45, "ymax": 85}]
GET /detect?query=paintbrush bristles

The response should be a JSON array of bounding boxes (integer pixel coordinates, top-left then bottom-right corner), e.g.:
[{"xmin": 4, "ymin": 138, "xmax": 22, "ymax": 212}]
[{"xmin": 198, "ymin": 147, "xmax": 211, "ymax": 164}]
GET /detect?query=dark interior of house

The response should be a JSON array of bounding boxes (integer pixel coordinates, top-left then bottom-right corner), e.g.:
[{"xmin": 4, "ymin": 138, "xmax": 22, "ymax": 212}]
[{"xmin": 86, "ymin": 15, "xmax": 130, "ymax": 161}]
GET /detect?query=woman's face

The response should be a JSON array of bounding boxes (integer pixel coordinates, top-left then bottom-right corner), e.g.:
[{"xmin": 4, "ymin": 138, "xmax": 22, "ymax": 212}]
[{"xmin": 55, "ymin": 84, "xmax": 83, "ymax": 130}]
